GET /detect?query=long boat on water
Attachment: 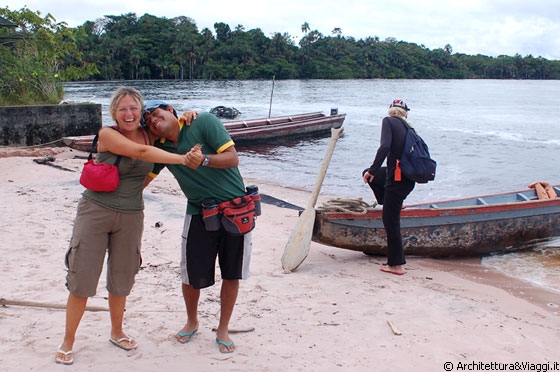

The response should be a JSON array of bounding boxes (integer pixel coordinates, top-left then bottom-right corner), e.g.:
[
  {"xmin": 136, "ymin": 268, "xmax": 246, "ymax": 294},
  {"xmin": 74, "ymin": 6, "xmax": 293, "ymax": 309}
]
[
  {"xmin": 62, "ymin": 111, "xmax": 346, "ymax": 151},
  {"xmin": 312, "ymin": 184, "xmax": 560, "ymax": 258}
]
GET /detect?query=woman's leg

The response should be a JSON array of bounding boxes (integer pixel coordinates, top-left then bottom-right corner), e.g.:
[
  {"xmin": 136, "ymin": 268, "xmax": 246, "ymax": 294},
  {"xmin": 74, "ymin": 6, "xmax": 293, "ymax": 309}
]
[
  {"xmin": 382, "ymin": 189, "xmax": 406, "ymax": 267},
  {"xmin": 108, "ymin": 293, "xmax": 136, "ymax": 349},
  {"xmin": 56, "ymin": 293, "xmax": 88, "ymax": 363}
]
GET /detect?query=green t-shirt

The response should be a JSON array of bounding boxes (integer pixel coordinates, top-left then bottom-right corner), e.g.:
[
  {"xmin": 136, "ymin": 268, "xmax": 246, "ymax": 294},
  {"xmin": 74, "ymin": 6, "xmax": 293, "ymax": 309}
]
[{"xmin": 151, "ymin": 112, "xmax": 246, "ymax": 214}]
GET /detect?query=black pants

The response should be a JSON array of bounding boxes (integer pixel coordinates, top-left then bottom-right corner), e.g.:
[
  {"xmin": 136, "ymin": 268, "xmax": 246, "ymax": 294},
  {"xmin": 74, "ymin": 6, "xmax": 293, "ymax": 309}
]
[
  {"xmin": 362, "ymin": 167, "xmax": 386, "ymax": 205},
  {"xmin": 382, "ymin": 178, "xmax": 415, "ymax": 266}
]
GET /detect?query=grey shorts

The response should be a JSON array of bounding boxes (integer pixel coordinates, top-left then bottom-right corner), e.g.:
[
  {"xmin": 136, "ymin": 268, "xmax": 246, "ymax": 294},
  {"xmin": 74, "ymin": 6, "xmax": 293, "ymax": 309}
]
[{"xmin": 65, "ymin": 198, "xmax": 143, "ymax": 297}]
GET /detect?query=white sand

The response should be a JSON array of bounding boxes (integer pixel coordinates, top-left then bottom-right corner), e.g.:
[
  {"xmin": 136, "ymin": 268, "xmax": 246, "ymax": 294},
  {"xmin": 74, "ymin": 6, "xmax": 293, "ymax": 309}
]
[{"xmin": 0, "ymin": 148, "xmax": 559, "ymax": 372}]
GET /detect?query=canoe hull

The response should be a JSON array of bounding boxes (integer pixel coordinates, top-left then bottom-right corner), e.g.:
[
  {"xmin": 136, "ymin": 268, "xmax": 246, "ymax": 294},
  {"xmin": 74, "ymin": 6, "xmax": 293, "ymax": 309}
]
[
  {"xmin": 225, "ymin": 112, "xmax": 345, "ymax": 144},
  {"xmin": 313, "ymin": 186, "xmax": 560, "ymax": 257},
  {"xmin": 62, "ymin": 135, "xmax": 95, "ymax": 152}
]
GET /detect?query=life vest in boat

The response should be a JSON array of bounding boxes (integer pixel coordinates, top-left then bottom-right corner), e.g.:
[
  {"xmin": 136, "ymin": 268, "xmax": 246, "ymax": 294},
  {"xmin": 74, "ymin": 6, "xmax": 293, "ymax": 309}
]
[{"xmin": 528, "ymin": 181, "xmax": 558, "ymax": 199}]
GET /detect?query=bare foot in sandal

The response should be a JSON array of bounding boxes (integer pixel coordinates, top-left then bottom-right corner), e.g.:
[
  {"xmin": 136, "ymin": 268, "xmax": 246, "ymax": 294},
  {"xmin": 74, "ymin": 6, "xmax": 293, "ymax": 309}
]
[
  {"xmin": 380, "ymin": 264, "xmax": 405, "ymax": 275},
  {"xmin": 55, "ymin": 345, "xmax": 74, "ymax": 365}
]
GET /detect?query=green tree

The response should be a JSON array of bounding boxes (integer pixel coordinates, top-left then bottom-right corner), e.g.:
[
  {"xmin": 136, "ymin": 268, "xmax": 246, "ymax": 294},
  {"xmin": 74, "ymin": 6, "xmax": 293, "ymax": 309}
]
[
  {"xmin": 18, "ymin": 9, "xmax": 560, "ymax": 82},
  {"xmin": 0, "ymin": 6, "xmax": 93, "ymax": 104},
  {"xmin": 214, "ymin": 22, "xmax": 231, "ymax": 42},
  {"xmin": 331, "ymin": 28, "xmax": 342, "ymax": 37},
  {"xmin": 171, "ymin": 16, "xmax": 200, "ymax": 79}
]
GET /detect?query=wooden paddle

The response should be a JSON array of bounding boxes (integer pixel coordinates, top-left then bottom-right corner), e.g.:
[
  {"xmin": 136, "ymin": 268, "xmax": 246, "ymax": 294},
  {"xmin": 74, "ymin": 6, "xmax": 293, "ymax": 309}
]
[{"xmin": 281, "ymin": 126, "xmax": 344, "ymax": 271}]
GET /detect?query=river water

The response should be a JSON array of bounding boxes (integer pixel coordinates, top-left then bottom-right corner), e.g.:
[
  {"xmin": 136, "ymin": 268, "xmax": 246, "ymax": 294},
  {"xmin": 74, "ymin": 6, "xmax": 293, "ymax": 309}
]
[{"xmin": 63, "ymin": 79, "xmax": 560, "ymax": 293}]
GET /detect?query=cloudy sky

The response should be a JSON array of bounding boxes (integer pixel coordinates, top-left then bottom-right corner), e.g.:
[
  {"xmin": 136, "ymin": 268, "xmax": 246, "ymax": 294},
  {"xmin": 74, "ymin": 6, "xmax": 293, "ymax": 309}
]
[{"xmin": 4, "ymin": 0, "xmax": 560, "ymax": 60}]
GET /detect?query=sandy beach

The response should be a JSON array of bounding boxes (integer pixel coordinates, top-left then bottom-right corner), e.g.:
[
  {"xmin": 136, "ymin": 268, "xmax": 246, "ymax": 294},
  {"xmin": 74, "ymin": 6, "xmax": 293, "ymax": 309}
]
[{"xmin": 1, "ymin": 147, "xmax": 559, "ymax": 372}]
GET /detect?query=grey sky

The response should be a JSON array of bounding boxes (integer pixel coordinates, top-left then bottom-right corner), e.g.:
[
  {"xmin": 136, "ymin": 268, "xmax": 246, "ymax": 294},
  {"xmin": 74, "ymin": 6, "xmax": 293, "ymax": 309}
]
[{"xmin": 4, "ymin": 0, "xmax": 559, "ymax": 60}]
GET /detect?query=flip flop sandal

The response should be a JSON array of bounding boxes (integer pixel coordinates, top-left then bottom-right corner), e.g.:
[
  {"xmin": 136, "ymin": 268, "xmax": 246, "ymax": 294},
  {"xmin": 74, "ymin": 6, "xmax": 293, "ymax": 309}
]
[
  {"xmin": 216, "ymin": 337, "xmax": 235, "ymax": 353},
  {"xmin": 177, "ymin": 329, "xmax": 198, "ymax": 344},
  {"xmin": 55, "ymin": 346, "xmax": 73, "ymax": 365},
  {"xmin": 109, "ymin": 337, "xmax": 137, "ymax": 351}
]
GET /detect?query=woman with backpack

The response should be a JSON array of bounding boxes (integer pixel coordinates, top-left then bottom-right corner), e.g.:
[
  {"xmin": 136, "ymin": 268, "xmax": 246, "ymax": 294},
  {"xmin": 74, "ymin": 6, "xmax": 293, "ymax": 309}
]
[{"xmin": 362, "ymin": 99, "xmax": 416, "ymax": 275}]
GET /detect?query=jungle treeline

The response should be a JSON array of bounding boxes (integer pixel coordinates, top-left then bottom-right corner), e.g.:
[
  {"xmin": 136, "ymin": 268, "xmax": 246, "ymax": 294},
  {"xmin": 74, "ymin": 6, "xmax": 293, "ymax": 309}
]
[
  {"xmin": 69, "ymin": 13, "xmax": 560, "ymax": 81},
  {"xmin": 4, "ymin": 8, "xmax": 560, "ymax": 86}
]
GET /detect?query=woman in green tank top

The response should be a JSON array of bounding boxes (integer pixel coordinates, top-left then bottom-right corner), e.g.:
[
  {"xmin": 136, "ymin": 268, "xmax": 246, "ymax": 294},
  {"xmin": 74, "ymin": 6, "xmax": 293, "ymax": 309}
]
[{"xmin": 55, "ymin": 87, "xmax": 193, "ymax": 365}]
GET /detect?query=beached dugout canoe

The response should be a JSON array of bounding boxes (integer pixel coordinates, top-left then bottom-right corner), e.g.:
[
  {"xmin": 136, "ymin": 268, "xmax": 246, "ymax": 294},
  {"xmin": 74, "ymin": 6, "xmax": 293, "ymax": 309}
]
[{"xmin": 312, "ymin": 184, "xmax": 560, "ymax": 257}]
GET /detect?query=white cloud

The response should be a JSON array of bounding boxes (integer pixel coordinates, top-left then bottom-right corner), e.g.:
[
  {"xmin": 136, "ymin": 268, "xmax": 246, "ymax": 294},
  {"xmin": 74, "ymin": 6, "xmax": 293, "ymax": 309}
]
[{"xmin": 3, "ymin": 0, "xmax": 560, "ymax": 59}]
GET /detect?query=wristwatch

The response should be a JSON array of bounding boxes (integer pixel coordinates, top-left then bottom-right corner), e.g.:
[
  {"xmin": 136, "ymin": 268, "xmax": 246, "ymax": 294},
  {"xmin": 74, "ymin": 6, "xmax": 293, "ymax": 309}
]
[{"xmin": 201, "ymin": 155, "xmax": 210, "ymax": 167}]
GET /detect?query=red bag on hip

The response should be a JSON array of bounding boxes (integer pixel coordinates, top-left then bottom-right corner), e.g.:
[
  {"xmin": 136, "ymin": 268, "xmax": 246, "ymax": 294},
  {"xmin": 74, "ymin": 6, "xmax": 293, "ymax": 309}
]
[{"xmin": 79, "ymin": 134, "xmax": 121, "ymax": 192}]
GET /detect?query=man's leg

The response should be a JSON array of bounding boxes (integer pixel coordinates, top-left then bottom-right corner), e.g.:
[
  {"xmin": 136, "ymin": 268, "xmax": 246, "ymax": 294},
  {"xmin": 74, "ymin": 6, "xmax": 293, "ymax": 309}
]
[
  {"xmin": 215, "ymin": 279, "xmax": 239, "ymax": 352},
  {"xmin": 176, "ymin": 283, "xmax": 200, "ymax": 343}
]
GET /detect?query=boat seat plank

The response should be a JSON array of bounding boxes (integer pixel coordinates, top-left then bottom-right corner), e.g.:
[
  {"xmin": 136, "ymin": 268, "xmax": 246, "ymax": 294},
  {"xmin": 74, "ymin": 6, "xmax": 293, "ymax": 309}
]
[
  {"xmin": 476, "ymin": 198, "xmax": 487, "ymax": 205},
  {"xmin": 516, "ymin": 193, "xmax": 530, "ymax": 201}
]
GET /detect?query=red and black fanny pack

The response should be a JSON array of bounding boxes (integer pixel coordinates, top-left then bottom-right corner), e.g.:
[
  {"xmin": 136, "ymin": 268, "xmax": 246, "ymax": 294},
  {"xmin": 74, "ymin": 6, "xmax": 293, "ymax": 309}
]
[{"xmin": 202, "ymin": 193, "xmax": 261, "ymax": 235}]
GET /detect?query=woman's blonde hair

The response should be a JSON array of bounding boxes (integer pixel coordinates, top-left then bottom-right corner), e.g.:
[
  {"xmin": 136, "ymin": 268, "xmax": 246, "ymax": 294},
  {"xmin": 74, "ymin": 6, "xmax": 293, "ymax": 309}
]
[
  {"xmin": 388, "ymin": 107, "xmax": 414, "ymax": 127},
  {"xmin": 109, "ymin": 86, "xmax": 144, "ymax": 122},
  {"xmin": 388, "ymin": 107, "xmax": 408, "ymax": 118}
]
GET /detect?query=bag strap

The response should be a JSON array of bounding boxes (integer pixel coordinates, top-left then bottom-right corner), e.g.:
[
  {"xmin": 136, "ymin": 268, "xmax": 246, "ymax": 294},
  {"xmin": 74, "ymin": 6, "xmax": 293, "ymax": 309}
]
[
  {"xmin": 88, "ymin": 134, "xmax": 99, "ymax": 161},
  {"xmin": 396, "ymin": 116, "xmax": 415, "ymax": 133},
  {"xmin": 89, "ymin": 130, "xmax": 122, "ymax": 166},
  {"xmin": 113, "ymin": 154, "xmax": 122, "ymax": 166}
]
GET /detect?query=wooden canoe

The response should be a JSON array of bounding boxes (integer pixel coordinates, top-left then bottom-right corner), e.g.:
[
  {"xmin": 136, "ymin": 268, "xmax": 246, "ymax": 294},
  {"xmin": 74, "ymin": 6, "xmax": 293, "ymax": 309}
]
[
  {"xmin": 224, "ymin": 111, "xmax": 345, "ymax": 144},
  {"xmin": 312, "ymin": 185, "xmax": 560, "ymax": 257},
  {"xmin": 62, "ymin": 135, "xmax": 96, "ymax": 152},
  {"xmin": 62, "ymin": 111, "xmax": 346, "ymax": 151}
]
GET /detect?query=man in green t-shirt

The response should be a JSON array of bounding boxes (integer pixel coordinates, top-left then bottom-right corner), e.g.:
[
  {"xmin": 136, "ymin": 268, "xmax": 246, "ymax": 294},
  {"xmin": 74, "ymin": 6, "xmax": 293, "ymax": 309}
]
[{"xmin": 143, "ymin": 100, "xmax": 252, "ymax": 354}]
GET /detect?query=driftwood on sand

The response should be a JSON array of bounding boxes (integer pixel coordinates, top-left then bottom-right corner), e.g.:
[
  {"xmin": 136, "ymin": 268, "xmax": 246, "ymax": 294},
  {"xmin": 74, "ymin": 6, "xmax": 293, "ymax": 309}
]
[{"xmin": 0, "ymin": 298, "xmax": 109, "ymax": 312}]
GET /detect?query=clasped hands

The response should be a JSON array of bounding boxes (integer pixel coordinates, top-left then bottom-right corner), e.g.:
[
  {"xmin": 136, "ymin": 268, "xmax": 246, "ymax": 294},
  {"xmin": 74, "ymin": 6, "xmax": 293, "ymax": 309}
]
[{"xmin": 182, "ymin": 144, "xmax": 205, "ymax": 169}]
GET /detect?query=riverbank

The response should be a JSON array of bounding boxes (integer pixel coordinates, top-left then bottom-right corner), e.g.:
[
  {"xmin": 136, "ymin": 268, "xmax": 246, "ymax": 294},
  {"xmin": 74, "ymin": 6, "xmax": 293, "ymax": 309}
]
[{"xmin": 0, "ymin": 148, "xmax": 558, "ymax": 371}]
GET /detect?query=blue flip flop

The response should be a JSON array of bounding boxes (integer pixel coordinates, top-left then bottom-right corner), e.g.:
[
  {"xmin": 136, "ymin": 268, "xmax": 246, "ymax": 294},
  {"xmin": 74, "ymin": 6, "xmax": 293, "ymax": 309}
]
[
  {"xmin": 177, "ymin": 329, "xmax": 198, "ymax": 344},
  {"xmin": 216, "ymin": 337, "xmax": 235, "ymax": 353}
]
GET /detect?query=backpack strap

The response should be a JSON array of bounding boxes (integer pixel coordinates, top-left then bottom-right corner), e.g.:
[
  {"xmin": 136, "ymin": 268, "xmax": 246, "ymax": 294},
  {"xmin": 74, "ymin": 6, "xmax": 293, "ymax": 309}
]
[
  {"xmin": 393, "ymin": 117, "xmax": 413, "ymax": 182},
  {"xmin": 395, "ymin": 116, "xmax": 415, "ymax": 133}
]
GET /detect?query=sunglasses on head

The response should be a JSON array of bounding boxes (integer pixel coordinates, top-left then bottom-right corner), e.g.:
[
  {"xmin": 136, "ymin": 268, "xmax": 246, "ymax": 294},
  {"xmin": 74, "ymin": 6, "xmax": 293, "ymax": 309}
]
[
  {"xmin": 142, "ymin": 104, "xmax": 167, "ymax": 125},
  {"xmin": 144, "ymin": 104, "xmax": 167, "ymax": 115}
]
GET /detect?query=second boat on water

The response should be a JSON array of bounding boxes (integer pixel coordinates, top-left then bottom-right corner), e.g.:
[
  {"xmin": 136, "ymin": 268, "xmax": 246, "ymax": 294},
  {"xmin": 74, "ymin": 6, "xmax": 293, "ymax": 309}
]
[{"xmin": 63, "ymin": 110, "xmax": 346, "ymax": 151}]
